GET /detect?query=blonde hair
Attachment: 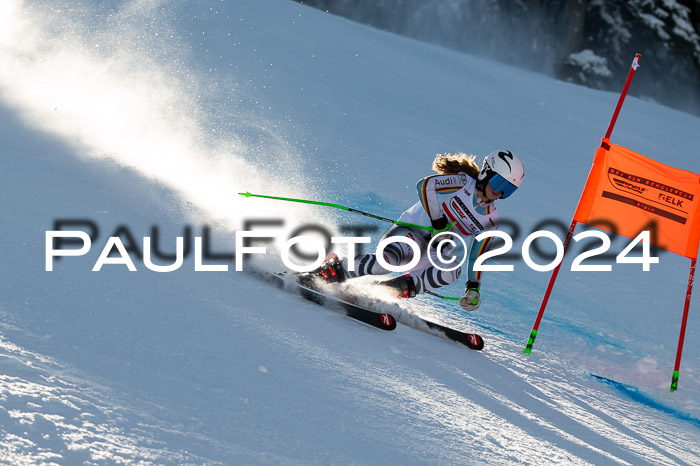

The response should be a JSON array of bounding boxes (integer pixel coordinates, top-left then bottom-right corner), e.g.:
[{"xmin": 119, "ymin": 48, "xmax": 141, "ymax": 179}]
[{"xmin": 432, "ymin": 152, "xmax": 481, "ymax": 178}]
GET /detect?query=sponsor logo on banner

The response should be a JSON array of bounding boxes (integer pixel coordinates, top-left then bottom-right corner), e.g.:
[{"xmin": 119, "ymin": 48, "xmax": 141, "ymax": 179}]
[
  {"xmin": 605, "ymin": 167, "xmax": 692, "ymax": 224},
  {"xmin": 612, "ymin": 177, "xmax": 646, "ymax": 194}
]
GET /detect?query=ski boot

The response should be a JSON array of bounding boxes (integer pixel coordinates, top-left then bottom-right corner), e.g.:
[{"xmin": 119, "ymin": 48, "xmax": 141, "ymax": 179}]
[
  {"xmin": 378, "ymin": 274, "xmax": 416, "ymax": 299},
  {"xmin": 297, "ymin": 253, "xmax": 346, "ymax": 288}
]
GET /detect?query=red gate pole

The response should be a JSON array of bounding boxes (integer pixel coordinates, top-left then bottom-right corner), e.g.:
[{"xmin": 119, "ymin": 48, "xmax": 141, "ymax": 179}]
[
  {"xmin": 671, "ymin": 258, "xmax": 697, "ymax": 392},
  {"xmin": 604, "ymin": 54, "xmax": 641, "ymax": 140},
  {"xmin": 524, "ymin": 53, "xmax": 642, "ymax": 355},
  {"xmin": 524, "ymin": 220, "xmax": 578, "ymax": 353}
]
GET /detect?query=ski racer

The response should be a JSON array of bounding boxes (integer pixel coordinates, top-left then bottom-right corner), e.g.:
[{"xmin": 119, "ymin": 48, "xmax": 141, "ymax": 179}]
[{"xmin": 300, "ymin": 150, "xmax": 525, "ymax": 312}]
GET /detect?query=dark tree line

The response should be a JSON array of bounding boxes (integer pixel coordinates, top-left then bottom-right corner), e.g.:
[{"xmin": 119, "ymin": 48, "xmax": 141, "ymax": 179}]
[{"xmin": 295, "ymin": 0, "xmax": 700, "ymax": 116}]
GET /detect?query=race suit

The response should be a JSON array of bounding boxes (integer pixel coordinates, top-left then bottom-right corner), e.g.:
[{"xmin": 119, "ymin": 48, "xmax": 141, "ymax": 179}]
[{"xmin": 341, "ymin": 173, "xmax": 498, "ymax": 294}]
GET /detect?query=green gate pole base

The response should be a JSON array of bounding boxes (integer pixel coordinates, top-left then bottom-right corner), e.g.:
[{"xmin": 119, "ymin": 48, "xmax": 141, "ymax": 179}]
[
  {"xmin": 670, "ymin": 370, "xmax": 680, "ymax": 392},
  {"xmin": 524, "ymin": 329, "xmax": 538, "ymax": 354}
]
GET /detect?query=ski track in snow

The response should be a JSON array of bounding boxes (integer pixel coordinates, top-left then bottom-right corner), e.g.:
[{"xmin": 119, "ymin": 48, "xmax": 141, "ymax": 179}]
[
  {"xmin": 257, "ymin": 272, "xmax": 700, "ymax": 464},
  {"xmin": 0, "ymin": 327, "xmax": 203, "ymax": 464}
]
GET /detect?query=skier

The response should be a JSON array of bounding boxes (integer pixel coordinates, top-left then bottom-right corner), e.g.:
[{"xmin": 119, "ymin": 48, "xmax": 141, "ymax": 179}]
[{"xmin": 300, "ymin": 150, "xmax": 524, "ymax": 311}]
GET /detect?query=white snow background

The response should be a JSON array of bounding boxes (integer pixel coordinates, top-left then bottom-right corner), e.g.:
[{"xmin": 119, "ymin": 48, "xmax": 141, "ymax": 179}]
[{"xmin": 0, "ymin": 0, "xmax": 699, "ymax": 463}]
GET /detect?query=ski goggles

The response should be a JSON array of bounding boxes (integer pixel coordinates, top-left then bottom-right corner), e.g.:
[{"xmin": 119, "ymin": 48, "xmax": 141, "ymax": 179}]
[{"xmin": 488, "ymin": 173, "xmax": 518, "ymax": 199}]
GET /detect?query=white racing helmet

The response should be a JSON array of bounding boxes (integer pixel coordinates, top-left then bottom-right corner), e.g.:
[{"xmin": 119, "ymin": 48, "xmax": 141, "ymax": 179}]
[{"xmin": 477, "ymin": 150, "xmax": 524, "ymax": 199}]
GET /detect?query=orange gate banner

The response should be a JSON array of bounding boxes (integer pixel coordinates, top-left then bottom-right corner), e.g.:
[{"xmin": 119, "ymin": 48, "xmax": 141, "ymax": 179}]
[{"xmin": 573, "ymin": 139, "xmax": 700, "ymax": 259}]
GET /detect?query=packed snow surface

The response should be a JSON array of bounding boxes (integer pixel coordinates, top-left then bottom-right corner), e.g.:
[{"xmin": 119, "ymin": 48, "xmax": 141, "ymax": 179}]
[{"xmin": 1, "ymin": 0, "xmax": 698, "ymax": 463}]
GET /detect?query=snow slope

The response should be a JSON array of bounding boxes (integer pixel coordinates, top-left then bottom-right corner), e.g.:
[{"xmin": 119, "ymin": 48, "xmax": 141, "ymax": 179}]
[{"xmin": 1, "ymin": 0, "xmax": 699, "ymax": 463}]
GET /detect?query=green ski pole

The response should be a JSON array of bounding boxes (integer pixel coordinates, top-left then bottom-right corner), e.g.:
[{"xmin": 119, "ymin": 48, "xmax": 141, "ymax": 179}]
[
  {"xmin": 239, "ymin": 191, "xmax": 436, "ymax": 233},
  {"xmin": 240, "ymin": 191, "xmax": 462, "ymax": 301},
  {"xmin": 425, "ymin": 290, "xmax": 460, "ymax": 301}
]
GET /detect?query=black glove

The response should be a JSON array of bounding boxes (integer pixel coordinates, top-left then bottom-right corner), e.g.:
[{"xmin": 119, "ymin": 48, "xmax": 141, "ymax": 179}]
[
  {"xmin": 430, "ymin": 215, "xmax": 455, "ymax": 235},
  {"xmin": 431, "ymin": 215, "xmax": 449, "ymax": 231}
]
